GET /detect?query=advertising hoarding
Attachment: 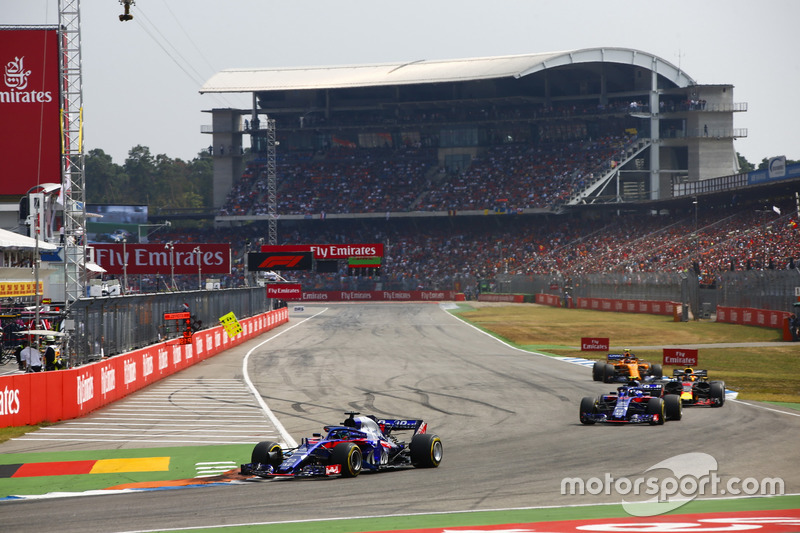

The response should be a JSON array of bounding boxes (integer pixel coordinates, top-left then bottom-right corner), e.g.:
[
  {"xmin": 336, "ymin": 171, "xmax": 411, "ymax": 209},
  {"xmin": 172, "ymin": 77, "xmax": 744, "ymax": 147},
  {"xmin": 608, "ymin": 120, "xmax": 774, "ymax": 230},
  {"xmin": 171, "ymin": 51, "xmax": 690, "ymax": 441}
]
[
  {"xmin": 0, "ymin": 28, "xmax": 61, "ymax": 195},
  {"xmin": 92, "ymin": 243, "xmax": 231, "ymax": 275}
]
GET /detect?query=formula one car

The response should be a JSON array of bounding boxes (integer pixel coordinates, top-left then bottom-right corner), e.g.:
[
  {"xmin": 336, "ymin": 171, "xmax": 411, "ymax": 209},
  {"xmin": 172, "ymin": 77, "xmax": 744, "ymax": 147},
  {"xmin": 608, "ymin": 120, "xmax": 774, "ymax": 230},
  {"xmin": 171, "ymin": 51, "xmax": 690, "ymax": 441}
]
[
  {"xmin": 579, "ymin": 382, "xmax": 682, "ymax": 425},
  {"xmin": 592, "ymin": 350, "xmax": 662, "ymax": 383},
  {"xmin": 662, "ymin": 368, "xmax": 726, "ymax": 407},
  {"xmin": 240, "ymin": 412, "xmax": 443, "ymax": 479}
]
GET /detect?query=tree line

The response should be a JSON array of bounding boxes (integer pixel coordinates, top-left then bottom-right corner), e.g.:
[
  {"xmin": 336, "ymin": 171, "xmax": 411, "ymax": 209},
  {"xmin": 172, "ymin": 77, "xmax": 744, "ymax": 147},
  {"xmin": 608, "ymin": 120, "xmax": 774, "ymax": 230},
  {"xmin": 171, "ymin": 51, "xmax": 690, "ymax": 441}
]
[{"xmin": 85, "ymin": 146, "xmax": 212, "ymax": 212}]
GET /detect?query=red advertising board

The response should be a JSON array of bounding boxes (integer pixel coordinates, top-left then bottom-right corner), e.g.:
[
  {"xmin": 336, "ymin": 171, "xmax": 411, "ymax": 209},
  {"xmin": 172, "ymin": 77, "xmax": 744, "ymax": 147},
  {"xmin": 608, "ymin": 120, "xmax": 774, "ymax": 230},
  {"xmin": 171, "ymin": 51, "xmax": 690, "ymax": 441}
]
[
  {"xmin": 300, "ymin": 290, "xmax": 457, "ymax": 301},
  {"xmin": 663, "ymin": 348, "xmax": 698, "ymax": 366},
  {"xmin": 716, "ymin": 306, "xmax": 790, "ymax": 330},
  {"xmin": 260, "ymin": 243, "xmax": 384, "ymax": 259},
  {"xmin": 581, "ymin": 337, "xmax": 610, "ymax": 351},
  {"xmin": 478, "ymin": 293, "xmax": 525, "ymax": 303},
  {"xmin": 92, "ymin": 243, "xmax": 231, "ymax": 275},
  {"xmin": 267, "ymin": 283, "xmax": 302, "ymax": 299},
  {"xmin": 0, "ymin": 307, "xmax": 289, "ymax": 428},
  {"xmin": 0, "ymin": 29, "xmax": 61, "ymax": 195}
]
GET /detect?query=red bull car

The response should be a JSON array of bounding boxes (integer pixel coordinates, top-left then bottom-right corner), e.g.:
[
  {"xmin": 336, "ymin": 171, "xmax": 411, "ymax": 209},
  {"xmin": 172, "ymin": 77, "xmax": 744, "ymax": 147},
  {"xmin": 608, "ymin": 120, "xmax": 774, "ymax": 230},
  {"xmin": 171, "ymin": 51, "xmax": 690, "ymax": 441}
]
[
  {"xmin": 240, "ymin": 412, "xmax": 443, "ymax": 479},
  {"xmin": 662, "ymin": 368, "xmax": 726, "ymax": 407},
  {"xmin": 579, "ymin": 382, "xmax": 682, "ymax": 425}
]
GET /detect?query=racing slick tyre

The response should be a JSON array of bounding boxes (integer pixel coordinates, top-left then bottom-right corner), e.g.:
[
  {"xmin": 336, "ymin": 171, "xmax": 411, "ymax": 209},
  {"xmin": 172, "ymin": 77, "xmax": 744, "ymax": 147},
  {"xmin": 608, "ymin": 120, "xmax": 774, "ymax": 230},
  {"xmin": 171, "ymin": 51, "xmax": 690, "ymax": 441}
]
[
  {"xmin": 251, "ymin": 441, "xmax": 283, "ymax": 468},
  {"xmin": 602, "ymin": 363, "xmax": 616, "ymax": 383},
  {"xmin": 710, "ymin": 381, "xmax": 726, "ymax": 407},
  {"xmin": 579, "ymin": 396, "xmax": 597, "ymax": 425},
  {"xmin": 646, "ymin": 397, "xmax": 666, "ymax": 425},
  {"xmin": 664, "ymin": 394, "xmax": 682, "ymax": 421},
  {"xmin": 410, "ymin": 433, "xmax": 444, "ymax": 468},
  {"xmin": 650, "ymin": 364, "xmax": 663, "ymax": 379},
  {"xmin": 592, "ymin": 361, "xmax": 604, "ymax": 382},
  {"xmin": 330, "ymin": 442, "xmax": 362, "ymax": 477}
]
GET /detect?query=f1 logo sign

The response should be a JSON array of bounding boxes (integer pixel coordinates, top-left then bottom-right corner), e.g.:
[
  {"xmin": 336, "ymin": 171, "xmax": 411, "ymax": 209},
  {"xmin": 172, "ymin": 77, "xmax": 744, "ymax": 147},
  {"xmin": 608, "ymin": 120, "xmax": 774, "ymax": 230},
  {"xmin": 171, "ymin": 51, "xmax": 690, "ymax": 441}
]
[{"xmin": 248, "ymin": 252, "xmax": 313, "ymax": 271}]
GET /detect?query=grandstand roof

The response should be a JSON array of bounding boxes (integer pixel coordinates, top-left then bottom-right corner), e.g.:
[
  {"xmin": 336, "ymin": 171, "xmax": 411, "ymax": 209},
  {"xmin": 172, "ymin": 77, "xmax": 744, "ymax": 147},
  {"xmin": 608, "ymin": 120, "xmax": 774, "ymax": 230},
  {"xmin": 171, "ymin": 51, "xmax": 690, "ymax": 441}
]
[{"xmin": 200, "ymin": 47, "xmax": 695, "ymax": 94}]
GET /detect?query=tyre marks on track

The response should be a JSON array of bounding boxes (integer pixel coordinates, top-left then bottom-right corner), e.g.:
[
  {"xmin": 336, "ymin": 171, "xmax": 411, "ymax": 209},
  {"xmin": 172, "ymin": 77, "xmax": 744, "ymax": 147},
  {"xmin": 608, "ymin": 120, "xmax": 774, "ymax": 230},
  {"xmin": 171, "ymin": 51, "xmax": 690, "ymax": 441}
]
[{"xmin": 12, "ymin": 378, "xmax": 281, "ymax": 447}]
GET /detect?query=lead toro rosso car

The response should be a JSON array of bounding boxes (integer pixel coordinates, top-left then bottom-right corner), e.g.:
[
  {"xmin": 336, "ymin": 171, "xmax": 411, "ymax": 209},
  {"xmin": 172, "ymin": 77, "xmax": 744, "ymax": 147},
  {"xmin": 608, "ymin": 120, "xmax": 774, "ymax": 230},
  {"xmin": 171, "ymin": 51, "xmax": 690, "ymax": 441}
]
[
  {"xmin": 579, "ymin": 382, "xmax": 682, "ymax": 425},
  {"xmin": 240, "ymin": 412, "xmax": 443, "ymax": 479}
]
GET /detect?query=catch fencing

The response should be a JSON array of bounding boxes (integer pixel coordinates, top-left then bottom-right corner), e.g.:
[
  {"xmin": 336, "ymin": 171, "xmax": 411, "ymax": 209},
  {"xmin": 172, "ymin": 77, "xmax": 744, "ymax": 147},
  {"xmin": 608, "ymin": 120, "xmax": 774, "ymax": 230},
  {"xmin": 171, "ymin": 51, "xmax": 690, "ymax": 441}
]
[
  {"xmin": 66, "ymin": 287, "xmax": 269, "ymax": 366},
  {"xmin": 493, "ymin": 270, "xmax": 800, "ymax": 317}
]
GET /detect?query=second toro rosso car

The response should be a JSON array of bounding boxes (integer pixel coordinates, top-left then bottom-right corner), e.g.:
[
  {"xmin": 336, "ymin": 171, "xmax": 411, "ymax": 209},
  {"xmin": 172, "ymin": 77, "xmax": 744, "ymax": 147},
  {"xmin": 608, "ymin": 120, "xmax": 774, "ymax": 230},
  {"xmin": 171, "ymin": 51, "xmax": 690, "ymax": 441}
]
[
  {"xmin": 580, "ymin": 382, "xmax": 682, "ymax": 425},
  {"xmin": 240, "ymin": 412, "xmax": 443, "ymax": 479}
]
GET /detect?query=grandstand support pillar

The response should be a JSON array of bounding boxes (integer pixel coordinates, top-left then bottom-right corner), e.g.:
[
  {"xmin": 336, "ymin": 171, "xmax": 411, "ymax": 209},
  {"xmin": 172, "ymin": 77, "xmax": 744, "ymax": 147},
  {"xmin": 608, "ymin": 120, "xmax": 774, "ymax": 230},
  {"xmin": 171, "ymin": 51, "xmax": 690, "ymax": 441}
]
[
  {"xmin": 209, "ymin": 109, "xmax": 244, "ymax": 209},
  {"xmin": 648, "ymin": 66, "xmax": 661, "ymax": 200}
]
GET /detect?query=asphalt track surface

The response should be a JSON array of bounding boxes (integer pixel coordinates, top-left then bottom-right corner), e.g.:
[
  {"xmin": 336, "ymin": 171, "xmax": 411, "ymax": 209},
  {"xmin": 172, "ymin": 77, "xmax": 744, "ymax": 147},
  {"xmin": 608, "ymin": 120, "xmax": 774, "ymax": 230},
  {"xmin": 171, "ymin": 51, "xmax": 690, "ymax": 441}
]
[{"xmin": 1, "ymin": 303, "xmax": 798, "ymax": 532}]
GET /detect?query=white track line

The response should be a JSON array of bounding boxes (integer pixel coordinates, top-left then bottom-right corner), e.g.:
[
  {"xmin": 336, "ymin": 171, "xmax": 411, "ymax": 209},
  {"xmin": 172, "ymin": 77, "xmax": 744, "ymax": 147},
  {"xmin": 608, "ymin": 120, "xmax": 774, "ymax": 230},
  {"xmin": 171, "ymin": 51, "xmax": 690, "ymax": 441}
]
[{"xmin": 241, "ymin": 307, "xmax": 328, "ymax": 448}]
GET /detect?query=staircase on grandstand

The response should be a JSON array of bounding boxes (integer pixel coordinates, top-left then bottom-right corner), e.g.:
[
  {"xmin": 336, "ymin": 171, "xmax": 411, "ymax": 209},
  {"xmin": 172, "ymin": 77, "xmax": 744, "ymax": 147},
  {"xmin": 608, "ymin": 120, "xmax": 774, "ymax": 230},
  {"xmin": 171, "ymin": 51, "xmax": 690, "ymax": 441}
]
[{"xmin": 565, "ymin": 138, "xmax": 652, "ymax": 206}]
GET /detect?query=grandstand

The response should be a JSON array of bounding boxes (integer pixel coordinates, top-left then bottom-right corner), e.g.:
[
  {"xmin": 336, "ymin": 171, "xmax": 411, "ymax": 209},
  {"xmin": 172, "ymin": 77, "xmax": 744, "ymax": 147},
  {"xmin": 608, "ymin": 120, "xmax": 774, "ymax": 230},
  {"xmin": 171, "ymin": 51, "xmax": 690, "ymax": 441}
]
[
  {"xmin": 188, "ymin": 47, "xmax": 799, "ymax": 307},
  {"xmin": 200, "ymin": 47, "xmax": 746, "ymax": 218}
]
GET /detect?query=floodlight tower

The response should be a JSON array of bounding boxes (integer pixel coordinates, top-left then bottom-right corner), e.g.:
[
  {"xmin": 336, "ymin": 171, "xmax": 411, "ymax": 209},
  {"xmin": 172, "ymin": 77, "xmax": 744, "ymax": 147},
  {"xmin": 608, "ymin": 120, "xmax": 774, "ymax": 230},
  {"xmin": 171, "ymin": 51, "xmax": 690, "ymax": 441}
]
[
  {"xmin": 266, "ymin": 117, "xmax": 277, "ymax": 245},
  {"xmin": 59, "ymin": 0, "xmax": 88, "ymax": 364}
]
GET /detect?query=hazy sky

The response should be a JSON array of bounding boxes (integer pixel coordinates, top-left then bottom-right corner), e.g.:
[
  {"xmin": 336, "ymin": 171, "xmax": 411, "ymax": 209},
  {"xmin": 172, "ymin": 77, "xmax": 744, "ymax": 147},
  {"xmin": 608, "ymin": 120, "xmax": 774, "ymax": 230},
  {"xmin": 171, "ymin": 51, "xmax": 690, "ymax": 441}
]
[{"xmin": 5, "ymin": 0, "xmax": 799, "ymax": 166}]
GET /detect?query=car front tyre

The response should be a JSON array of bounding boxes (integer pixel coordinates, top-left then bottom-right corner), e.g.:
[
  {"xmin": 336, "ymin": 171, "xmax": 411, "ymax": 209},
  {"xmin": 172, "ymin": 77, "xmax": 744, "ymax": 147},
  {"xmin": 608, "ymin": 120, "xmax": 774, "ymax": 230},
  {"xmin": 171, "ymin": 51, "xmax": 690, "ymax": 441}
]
[
  {"xmin": 251, "ymin": 441, "xmax": 282, "ymax": 467},
  {"xmin": 646, "ymin": 397, "xmax": 665, "ymax": 425},
  {"xmin": 331, "ymin": 442, "xmax": 362, "ymax": 477},
  {"xmin": 579, "ymin": 396, "xmax": 597, "ymax": 425},
  {"xmin": 664, "ymin": 394, "xmax": 682, "ymax": 421}
]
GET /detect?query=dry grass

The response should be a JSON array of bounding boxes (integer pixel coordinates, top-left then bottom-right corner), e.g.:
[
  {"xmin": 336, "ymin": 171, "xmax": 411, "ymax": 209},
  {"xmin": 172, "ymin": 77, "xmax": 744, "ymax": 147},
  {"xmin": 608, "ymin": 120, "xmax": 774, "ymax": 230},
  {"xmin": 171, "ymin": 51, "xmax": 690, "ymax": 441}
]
[
  {"xmin": 457, "ymin": 305, "xmax": 799, "ymax": 403},
  {"xmin": 0, "ymin": 424, "xmax": 45, "ymax": 444}
]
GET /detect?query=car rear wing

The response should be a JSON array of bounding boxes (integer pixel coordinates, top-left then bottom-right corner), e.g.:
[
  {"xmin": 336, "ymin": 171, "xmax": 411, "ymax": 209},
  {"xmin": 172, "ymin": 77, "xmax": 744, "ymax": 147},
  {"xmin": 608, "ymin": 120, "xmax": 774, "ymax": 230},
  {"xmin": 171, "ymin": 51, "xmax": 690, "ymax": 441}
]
[
  {"xmin": 629, "ymin": 383, "xmax": 664, "ymax": 396},
  {"xmin": 673, "ymin": 369, "xmax": 708, "ymax": 378},
  {"xmin": 607, "ymin": 353, "xmax": 625, "ymax": 361},
  {"xmin": 375, "ymin": 418, "xmax": 426, "ymax": 434}
]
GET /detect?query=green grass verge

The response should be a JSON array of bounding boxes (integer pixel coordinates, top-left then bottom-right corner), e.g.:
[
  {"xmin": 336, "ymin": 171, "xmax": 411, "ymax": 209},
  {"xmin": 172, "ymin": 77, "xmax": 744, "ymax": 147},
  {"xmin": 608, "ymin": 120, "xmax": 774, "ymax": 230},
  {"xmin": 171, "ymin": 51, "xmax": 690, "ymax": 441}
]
[{"xmin": 451, "ymin": 304, "xmax": 800, "ymax": 403}]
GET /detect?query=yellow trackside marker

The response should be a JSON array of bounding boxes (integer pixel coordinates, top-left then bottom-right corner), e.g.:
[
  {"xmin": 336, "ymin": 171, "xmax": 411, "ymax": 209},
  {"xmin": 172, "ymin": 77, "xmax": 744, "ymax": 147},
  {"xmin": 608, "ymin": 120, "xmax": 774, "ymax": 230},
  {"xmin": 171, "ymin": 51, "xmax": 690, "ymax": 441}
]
[
  {"xmin": 90, "ymin": 457, "xmax": 171, "ymax": 474},
  {"xmin": 219, "ymin": 311, "xmax": 242, "ymax": 338}
]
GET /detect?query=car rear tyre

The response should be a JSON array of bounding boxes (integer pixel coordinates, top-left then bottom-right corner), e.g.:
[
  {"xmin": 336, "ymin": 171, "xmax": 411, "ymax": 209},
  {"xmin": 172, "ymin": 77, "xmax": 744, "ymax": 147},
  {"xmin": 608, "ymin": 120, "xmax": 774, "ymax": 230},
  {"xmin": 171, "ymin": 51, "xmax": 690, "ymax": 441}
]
[
  {"xmin": 330, "ymin": 442, "xmax": 362, "ymax": 477},
  {"xmin": 664, "ymin": 394, "xmax": 682, "ymax": 421},
  {"xmin": 592, "ymin": 361, "xmax": 604, "ymax": 382},
  {"xmin": 251, "ymin": 441, "xmax": 282, "ymax": 467},
  {"xmin": 646, "ymin": 397, "xmax": 665, "ymax": 425},
  {"xmin": 710, "ymin": 381, "xmax": 725, "ymax": 407},
  {"xmin": 579, "ymin": 396, "xmax": 597, "ymax": 425},
  {"xmin": 603, "ymin": 363, "xmax": 615, "ymax": 383},
  {"xmin": 650, "ymin": 364, "xmax": 663, "ymax": 379},
  {"xmin": 410, "ymin": 433, "xmax": 443, "ymax": 468}
]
